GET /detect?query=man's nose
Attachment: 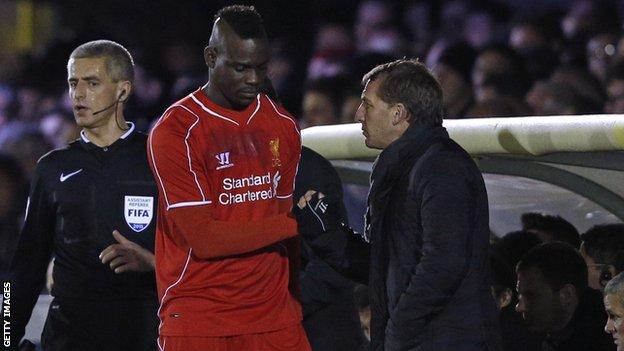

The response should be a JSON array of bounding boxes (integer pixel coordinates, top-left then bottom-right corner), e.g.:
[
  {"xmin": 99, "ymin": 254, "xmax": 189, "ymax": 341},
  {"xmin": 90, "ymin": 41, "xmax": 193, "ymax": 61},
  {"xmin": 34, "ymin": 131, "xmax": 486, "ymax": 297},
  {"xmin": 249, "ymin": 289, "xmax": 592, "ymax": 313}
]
[
  {"xmin": 355, "ymin": 104, "xmax": 364, "ymax": 123},
  {"xmin": 605, "ymin": 319, "xmax": 615, "ymax": 334},
  {"xmin": 246, "ymin": 70, "xmax": 261, "ymax": 86},
  {"xmin": 515, "ymin": 298, "xmax": 525, "ymax": 313},
  {"xmin": 72, "ymin": 82, "xmax": 86, "ymax": 100}
]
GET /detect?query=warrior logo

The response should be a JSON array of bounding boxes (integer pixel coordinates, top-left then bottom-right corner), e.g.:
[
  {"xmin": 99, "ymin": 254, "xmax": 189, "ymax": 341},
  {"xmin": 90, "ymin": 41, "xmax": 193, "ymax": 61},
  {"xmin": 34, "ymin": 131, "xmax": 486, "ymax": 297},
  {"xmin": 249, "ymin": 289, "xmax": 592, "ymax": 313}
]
[{"xmin": 215, "ymin": 151, "xmax": 234, "ymax": 170}]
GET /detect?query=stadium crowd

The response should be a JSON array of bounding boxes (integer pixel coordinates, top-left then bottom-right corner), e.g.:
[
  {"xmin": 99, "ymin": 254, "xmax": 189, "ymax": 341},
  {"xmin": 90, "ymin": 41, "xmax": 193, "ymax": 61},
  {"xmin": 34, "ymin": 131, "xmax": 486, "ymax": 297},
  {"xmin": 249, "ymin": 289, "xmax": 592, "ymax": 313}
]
[{"xmin": 2, "ymin": 1, "xmax": 624, "ymax": 350}]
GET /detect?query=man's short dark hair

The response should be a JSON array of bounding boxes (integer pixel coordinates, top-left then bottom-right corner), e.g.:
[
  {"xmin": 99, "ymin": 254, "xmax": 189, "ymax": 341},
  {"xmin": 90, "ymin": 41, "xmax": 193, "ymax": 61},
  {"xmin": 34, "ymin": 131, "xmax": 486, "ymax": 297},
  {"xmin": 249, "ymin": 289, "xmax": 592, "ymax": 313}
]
[
  {"xmin": 362, "ymin": 59, "xmax": 443, "ymax": 125},
  {"xmin": 214, "ymin": 5, "xmax": 266, "ymax": 39},
  {"xmin": 492, "ymin": 230, "xmax": 543, "ymax": 271},
  {"xmin": 69, "ymin": 40, "xmax": 134, "ymax": 83},
  {"xmin": 521, "ymin": 212, "xmax": 580, "ymax": 248},
  {"xmin": 517, "ymin": 242, "xmax": 588, "ymax": 298},
  {"xmin": 581, "ymin": 224, "xmax": 624, "ymax": 268}
]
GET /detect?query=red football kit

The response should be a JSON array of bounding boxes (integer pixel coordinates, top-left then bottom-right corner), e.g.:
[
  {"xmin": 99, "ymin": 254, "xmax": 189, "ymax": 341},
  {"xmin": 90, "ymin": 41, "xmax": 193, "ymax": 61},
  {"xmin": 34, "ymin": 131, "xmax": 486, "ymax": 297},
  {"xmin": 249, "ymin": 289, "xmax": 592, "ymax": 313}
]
[{"xmin": 147, "ymin": 89, "xmax": 305, "ymax": 348}]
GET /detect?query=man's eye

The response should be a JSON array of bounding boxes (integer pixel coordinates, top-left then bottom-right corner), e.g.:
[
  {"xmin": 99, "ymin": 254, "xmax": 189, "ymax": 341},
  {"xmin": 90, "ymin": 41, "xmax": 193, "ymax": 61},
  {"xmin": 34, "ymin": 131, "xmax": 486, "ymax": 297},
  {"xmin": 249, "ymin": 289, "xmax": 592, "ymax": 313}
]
[
  {"xmin": 234, "ymin": 65, "xmax": 245, "ymax": 72},
  {"xmin": 69, "ymin": 82, "xmax": 76, "ymax": 88},
  {"xmin": 89, "ymin": 81, "xmax": 99, "ymax": 87}
]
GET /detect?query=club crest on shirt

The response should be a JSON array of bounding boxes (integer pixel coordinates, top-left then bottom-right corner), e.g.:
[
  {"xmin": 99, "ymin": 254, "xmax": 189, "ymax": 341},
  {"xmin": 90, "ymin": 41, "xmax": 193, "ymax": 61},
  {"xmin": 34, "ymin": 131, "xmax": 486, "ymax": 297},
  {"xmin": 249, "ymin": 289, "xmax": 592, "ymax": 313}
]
[
  {"xmin": 269, "ymin": 138, "xmax": 281, "ymax": 167},
  {"xmin": 124, "ymin": 196, "xmax": 154, "ymax": 232}
]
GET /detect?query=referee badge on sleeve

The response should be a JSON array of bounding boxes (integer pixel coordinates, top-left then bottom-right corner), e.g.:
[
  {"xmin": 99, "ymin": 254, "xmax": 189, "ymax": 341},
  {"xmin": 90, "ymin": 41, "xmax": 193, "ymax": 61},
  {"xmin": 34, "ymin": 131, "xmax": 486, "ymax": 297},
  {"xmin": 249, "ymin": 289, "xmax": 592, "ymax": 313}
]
[{"xmin": 124, "ymin": 196, "xmax": 154, "ymax": 232}]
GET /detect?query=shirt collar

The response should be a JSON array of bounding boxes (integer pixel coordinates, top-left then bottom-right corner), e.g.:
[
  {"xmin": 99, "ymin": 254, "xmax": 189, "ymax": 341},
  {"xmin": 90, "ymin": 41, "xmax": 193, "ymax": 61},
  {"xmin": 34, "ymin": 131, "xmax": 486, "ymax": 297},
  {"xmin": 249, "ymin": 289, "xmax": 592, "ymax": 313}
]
[{"xmin": 80, "ymin": 122, "xmax": 135, "ymax": 144}]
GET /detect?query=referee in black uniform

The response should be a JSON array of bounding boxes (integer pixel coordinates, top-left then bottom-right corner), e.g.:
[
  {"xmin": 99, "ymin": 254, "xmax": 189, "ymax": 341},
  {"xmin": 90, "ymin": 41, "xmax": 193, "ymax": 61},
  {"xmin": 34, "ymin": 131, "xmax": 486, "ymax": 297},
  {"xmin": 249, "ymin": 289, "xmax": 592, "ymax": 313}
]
[{"xmin": 8, "ymin": 40, "xmax": 158, "ymax": 351}]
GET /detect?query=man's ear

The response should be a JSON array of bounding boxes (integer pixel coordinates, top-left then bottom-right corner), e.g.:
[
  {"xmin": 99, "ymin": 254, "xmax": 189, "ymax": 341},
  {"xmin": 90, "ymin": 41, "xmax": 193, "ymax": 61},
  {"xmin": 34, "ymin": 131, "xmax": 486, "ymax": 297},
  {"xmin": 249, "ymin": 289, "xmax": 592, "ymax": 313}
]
[
  {"xmin": 558, "ymin": 283, "xmax": 577, "ymax": 306},
  {"xmin": 117, "ymin": 81, "xmax": 132, "ymax": 102},
  {"xmin": 600, "ymin": 265, "xmax": 617, "ymax": 287},
  {"xmin": 499, "ymin": 288, "xmax": 513, "ymax": 309},
  {"xmin": 204, "ymin": 46, "xmax": 217, "ymax": 68},
  {"xmin": 392, "ymin": 103, "xmax": 410, "ymax": 125}
]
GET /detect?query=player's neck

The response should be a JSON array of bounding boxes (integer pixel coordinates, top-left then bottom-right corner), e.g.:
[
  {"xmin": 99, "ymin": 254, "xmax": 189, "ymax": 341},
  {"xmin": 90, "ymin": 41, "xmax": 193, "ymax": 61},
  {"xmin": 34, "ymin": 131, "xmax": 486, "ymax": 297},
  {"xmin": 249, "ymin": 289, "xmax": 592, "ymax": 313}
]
[
  {"xmin": 202, "ymin": 83, "xmax": 234, "ymax": 110},
  {"xmin": 84, "ymin": 114, "xmax": 129, "ymax": 147}
]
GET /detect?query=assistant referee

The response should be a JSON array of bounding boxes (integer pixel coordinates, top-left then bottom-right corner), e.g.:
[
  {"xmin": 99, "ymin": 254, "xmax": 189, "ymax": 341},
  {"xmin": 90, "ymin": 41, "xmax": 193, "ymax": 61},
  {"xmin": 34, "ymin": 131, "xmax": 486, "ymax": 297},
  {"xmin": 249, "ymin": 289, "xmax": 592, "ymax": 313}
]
[{"xmin": 8, "ymin": 40, "xmax": 158, "ymax": 351}]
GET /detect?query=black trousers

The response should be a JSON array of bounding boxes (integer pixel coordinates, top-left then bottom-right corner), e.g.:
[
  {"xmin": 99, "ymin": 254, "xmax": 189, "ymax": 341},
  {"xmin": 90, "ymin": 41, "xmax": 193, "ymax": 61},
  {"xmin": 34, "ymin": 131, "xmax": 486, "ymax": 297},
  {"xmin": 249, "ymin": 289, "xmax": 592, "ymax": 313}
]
[{"xmin": 40, "ymin": 298, "xmax": 158, "ymax": 351}]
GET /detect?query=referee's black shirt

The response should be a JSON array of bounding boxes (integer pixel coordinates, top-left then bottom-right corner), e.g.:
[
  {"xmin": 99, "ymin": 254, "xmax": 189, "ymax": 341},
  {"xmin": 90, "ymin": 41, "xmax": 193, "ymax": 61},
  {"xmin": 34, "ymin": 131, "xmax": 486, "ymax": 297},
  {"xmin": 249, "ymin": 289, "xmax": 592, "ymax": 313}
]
[{"xmin": 9, "ymin": 123, "xmax": 158, "ymax": 341}]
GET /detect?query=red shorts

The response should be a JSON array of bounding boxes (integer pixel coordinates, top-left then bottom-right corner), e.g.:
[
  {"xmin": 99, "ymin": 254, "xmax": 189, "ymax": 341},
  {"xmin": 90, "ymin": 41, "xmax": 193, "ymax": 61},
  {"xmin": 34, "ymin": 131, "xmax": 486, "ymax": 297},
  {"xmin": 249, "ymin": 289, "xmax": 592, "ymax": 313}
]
[{"xmin": 158, "ymin": 324, "xmax": 311, "ymax": 351}]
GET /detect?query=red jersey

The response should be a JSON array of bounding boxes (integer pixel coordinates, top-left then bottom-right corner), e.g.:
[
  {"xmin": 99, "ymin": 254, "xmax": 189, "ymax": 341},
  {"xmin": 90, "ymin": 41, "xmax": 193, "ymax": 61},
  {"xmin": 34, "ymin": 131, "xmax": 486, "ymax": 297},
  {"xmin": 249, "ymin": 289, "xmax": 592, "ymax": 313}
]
[{"xmin": 147, "ymin": 89, "xmax": 302, "ymax": 337}]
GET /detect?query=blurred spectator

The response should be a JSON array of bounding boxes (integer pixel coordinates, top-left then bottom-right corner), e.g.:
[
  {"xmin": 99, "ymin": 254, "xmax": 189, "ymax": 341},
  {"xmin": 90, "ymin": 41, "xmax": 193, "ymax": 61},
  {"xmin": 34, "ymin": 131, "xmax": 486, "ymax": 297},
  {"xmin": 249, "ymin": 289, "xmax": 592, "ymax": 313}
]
[
  {"xmin": 0, "ymin": 121, "xmax": 53, "ymax": 180},
  {"xmin": 472, "ymin": 45, "xmax": 528, "ymax": 94},
  {"xmin": 587, "ymin": 32, "xmax": 620, "ymax": 83},
  {"xmin": 0, "ymin": 154, "xmax": 28, "ymax": 272},
  {"xmin": 403, "ymin": 1, "xmax": 433, "ymax": 57},
  {"xmin": 476, "ymin": 72, "xmax": 530, "ymax": 103},
  {"xmin": 339, "ymin": 85, "xmax": 362, "ymax": 124},
  {"xmin": 580, "ymin": 224, "xmax": 624, "ymax": 291},
  {"xmin": 560, "ymin": 0, "xmax": 620, "ymax": 66},
  {"xmin": 428, "ymin": 42, "xmax": 476, "ymax": 118},
  {"xmin": 39, "ymin": 111, "xmax": 80, "ymax": 148},
  {"xmin": 463, "ymin": 7, "xmax": 502, "ymax": 50},
  {"xmin": 131, "ymin": 64, "xmax": 164, "ymax": 122},
  {"xmin": 604, "ymin": 62, "xmax": 624, "ymax": 113},
  {"xmin": 268, "ymin": 37, "xmax": 304, "ymax": 114},
  {"xmin": 521, "ymin": 212, "xmax": 580, "ymax": 248},
  {"xmin": 466, "ymin": 96, "xmax": 530, "ymax": 118},
  {"xmin": 516, "ymin": 242, "xmax": 614, "ymax": 351},
  {"xmin": 354, "ymin": 1, "xmax": 393, "ymax": 54},
  {"xmin": 525, "ymin": 80, "xmax": 580, "ymax": 115},
  {"xmin": 550, "ymin": 65, "xmax": 606, "ymax": 112},
  {"xmin": 301, "ymin": 76, "xmax": 350, "ymax": 128},
  {"xmin": 307, "ymin": 23, "xmax": 352, "ymax": 80},
  {"xmin": 508, "ymin": 15, "xmax": 561, "ymax": 81},
  {"xmin": 492, "ymin": 230, "xmax": 543, "ymax": 270},
  {"xmin": 439, "ymin": 0, "xmax": 472, "ymax": 42}
]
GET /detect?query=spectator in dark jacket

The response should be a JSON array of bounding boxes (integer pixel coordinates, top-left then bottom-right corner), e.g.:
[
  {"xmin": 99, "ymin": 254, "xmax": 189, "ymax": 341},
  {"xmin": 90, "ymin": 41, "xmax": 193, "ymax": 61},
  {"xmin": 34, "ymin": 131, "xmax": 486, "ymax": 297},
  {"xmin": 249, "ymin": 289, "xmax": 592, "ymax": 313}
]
[
  {"xmin": 516, "ymin": 242, "xmax": 615, "ymax": 351},
  {"xmin": 297, "ymin": 59, "xmax": 501, "ymax": 350}
]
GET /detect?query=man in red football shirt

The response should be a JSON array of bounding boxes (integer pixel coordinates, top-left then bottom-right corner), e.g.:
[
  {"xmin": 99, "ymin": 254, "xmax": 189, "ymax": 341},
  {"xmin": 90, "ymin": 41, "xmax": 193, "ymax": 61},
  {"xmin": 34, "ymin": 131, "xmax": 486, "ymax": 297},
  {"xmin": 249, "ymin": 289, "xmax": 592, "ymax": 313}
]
[{"xmin": 147, "ymin": 5, "xmax": 310, "ymax": 351}]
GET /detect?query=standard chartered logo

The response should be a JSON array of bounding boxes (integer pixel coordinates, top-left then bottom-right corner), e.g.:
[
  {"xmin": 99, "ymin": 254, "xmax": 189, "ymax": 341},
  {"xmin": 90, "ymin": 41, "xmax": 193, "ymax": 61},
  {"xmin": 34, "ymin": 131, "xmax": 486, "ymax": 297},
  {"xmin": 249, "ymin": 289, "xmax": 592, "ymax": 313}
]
[{"xmin": 219, "ymin": 172, "xmax": 280, "ymax": 205}]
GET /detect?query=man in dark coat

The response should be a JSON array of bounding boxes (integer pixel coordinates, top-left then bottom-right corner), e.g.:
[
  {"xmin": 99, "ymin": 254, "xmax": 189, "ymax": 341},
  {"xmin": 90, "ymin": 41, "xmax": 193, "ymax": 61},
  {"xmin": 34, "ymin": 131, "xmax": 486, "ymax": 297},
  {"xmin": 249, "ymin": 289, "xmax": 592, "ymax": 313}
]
[
  {"xmin": 516, "ymin": 242, "xmax": 615, "ymax": 351},
  {"xmin": 296, "ymin": 59, "xmax": 502, "ymax": 350},
  {"xmin": 296, "ymin": 146, "xmax": 365, "ymax": 350}
]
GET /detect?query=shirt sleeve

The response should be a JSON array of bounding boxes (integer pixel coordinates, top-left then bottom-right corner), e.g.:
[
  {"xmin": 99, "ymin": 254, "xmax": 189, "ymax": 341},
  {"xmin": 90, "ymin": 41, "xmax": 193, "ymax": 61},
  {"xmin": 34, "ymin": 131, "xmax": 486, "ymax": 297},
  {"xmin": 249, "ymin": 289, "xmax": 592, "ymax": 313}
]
[
  {"xmin": 9, "ymin": 162, "xmax": 55, "ymax": 342},
  {"xmin": 148, "ymin": 106, "xmax": 213, "ymax": 211}
]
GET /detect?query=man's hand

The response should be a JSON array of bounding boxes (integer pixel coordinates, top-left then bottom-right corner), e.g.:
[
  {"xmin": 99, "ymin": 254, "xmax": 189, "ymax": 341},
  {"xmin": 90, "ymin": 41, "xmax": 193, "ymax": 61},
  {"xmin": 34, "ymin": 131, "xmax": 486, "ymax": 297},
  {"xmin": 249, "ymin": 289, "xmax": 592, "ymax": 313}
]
[
  {"xmin": 295, "ymin": 190, "xmax": 338, "ymax": 237},
  {"xmin": 99, "ymin": 230, "xmax": 155, "ymax": 273}
]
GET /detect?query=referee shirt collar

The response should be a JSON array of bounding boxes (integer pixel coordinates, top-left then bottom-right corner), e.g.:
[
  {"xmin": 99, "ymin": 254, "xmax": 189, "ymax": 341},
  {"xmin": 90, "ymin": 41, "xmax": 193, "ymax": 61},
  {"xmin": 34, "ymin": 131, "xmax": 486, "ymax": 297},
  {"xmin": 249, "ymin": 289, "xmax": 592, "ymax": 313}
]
[
  {"xmin": 80, "ymin": 122, "xmax": 135, "ymax": 143},
  {"xmin": 80, "ymin": 122, "xmax": 135, "ymax": 149}
]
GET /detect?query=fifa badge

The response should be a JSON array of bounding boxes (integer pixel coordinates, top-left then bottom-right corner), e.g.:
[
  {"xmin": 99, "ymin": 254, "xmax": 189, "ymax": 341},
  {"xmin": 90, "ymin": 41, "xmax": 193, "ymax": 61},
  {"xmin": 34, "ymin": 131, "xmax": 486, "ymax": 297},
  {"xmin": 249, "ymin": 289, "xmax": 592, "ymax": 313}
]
[{"xmin": 124, "ymin": 196, "xmax": 154, "ymax": 232}]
